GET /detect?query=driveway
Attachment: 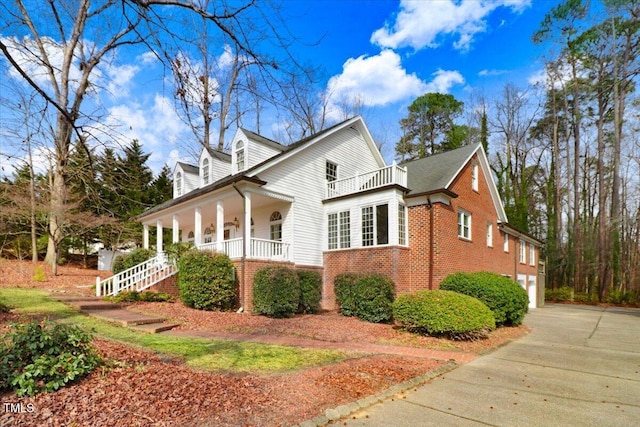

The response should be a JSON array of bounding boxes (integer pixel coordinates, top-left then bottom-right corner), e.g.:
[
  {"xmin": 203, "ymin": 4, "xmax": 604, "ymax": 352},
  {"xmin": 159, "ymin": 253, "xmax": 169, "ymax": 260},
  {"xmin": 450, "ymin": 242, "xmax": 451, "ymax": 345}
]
[{"xmin": 333, "ymin": 304, "xmax": 640, "ymax": 426}]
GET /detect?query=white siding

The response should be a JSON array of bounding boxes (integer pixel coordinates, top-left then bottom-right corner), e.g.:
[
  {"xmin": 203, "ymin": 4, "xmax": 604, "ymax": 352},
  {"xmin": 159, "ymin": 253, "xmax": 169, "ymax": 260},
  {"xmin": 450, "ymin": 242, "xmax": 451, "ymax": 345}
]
[
  {"xmin": 254, "ymin": 127, "xmax": 383, "ymax": 266},
  {"xmin": 183, "ymin": 171, "xmax": 199, "ymax": 194},
  {"xmin": 247, "ymin": 138, "xmax": 282, "ymax": 169}
]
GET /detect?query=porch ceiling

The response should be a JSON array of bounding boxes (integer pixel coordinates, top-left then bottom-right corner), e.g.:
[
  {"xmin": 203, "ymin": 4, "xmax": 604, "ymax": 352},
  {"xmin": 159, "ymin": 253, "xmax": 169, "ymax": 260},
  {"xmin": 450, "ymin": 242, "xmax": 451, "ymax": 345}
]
[{"xmin": 142, "ymin": 190, "xmax": 289, "ymax": 229}]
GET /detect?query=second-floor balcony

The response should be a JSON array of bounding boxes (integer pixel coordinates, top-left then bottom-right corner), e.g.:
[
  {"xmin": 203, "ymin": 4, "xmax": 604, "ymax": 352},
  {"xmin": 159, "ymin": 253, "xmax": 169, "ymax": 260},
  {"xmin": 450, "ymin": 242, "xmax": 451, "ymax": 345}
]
[{"xmin": 326, "ymin": 163, "xmax": 407, "ymax": 199}]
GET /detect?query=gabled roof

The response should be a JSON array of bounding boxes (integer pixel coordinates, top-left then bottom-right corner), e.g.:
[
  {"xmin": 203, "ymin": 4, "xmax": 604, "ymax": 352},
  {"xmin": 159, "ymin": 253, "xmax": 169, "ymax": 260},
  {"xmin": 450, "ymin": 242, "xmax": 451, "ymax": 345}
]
[
  {"xmin": 402, "ymin": 143, "xmax": 479, "ymax": 196},
  {"xmin": 402, "ymin": 143, "xmax": 508, "ymax": 223},
  {"xmin": 239, "ymin": 128, "xmax": 285, "ymax": 152},
  {"xmin": 203, "ymin": 147, "xmax": 231, "ymax": 162},
  {"xmin": 175, "ymin": 162, "xmax": 199, "ymax": 175}
]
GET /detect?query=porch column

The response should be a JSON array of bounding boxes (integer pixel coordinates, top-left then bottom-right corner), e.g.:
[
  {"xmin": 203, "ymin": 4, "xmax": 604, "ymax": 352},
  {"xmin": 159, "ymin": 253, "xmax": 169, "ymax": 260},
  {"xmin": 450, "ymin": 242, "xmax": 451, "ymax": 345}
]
[
  {"xmin": 216, "ymin": 200, "xmax": 224, "ymax": 252},
  {"xmin": 244, "ymin": 191, "xmax": 252, "ymax": 257},
  {"xmin": 172, "ymin": 215, "xmax": 179, "ymax": 243},
  {"xmin": 143, "ymin": 224, "xmax": 149, "ymax": 249},
  {"xmin": 194, "ymin": 207, "xmax": 202, "ymax": 247},
  {"xmin": 156, "ymin": 219, "xmax": 163, "ymax": 254}
]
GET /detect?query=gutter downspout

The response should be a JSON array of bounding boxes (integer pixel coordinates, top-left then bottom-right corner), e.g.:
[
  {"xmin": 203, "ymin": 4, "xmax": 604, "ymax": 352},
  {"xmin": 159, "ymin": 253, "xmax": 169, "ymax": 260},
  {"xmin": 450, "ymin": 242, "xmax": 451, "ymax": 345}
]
[
  {"xmin": 233, "ymin": 183, "xmax": 246, "ymax": 313},
  {"xmin": 428, "ymin": 197, "xmax": 434, "ymax": 290}
]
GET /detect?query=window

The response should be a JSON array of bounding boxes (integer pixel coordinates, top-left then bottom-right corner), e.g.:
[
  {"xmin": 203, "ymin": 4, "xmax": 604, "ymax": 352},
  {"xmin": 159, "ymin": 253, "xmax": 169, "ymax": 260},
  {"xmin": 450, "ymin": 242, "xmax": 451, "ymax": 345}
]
[
  {"xmin": 398, "ymin": 205, "xmax": 407, "ymax": 246},
  {"xmin": 176, "ymin": 172, "xmax": 182, "ymax": 196},
  {"xmin": 339, "ymin": 211, "xmax": 351, "ymax": 248},
  {"xmin": 471, "ymin": 162, "xmax": 479, "ymax": 192},
  {"xmin": 504, "ymin": 232, "xmax": 509, "ymax": 252},
  {"xmin": 235, "ymin": 140, "xmax": 245, "ymax": 171},
  {"xmin": 529, "ymin": 243, "xmax": 536, "ymax": 266},
  {"xmin": 202, "ymin": 158, "xmax": 209, "ymax": 185},
  {"xmin": 187, "ymin": 231, "xmax": 194, "ymax": 242},
  {"xmin": 487, "ymin": 222, "xmax": 493, "ymax": 247},
  {"xmin": 270, "ymin": 211, "xmax": 283, "ymax": 241},
  {"xmin": 203, "ymin": 227, "xmax": 212, "ymax": 244},
  {"xmin": 362, "ymin": 206, "xmax": 374, "ymax": 246},
  {"xmin": 328, "ymin": 211, "xmax": 350, "ymax": 250},
  {"xmin": 326, "ymin": 161, "xmax": 338, "ymax": 182},
  {"xmin": 362, "ymin": 204, "xmax": 389, "ymax": 246},
  {"xmin": 519, "ymin": 239, "xmax": 526, "ymax": 264},
  {"xmin": 458, "ymin": 210, "xmax": 471, "ymax": 240}
]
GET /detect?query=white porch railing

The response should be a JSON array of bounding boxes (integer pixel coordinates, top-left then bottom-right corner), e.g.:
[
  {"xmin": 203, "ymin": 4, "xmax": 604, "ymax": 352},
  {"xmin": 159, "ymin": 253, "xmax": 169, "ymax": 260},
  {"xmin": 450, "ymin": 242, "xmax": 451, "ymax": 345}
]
[
  {"xmin": 251, "ymin": 238, "xmax": 290, "ymax": 260},
  {"xmin": 197, "ymin": 237, "xmax": 290, "ymax": 261},
  {"xmin": 96, "ymin": 253, "xmax": 177, "ymax": 297},
  {"xmin": 326, "ymin": 163, "xmax": 407, "ymax": 199}
]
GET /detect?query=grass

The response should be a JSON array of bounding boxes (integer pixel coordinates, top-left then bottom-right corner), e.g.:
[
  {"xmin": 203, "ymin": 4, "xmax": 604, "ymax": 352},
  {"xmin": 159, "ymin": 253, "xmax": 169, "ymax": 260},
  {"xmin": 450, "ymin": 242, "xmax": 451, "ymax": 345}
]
[{"xmin": 0, "ymin": 288, "xmax": 347, "ymax": 373}]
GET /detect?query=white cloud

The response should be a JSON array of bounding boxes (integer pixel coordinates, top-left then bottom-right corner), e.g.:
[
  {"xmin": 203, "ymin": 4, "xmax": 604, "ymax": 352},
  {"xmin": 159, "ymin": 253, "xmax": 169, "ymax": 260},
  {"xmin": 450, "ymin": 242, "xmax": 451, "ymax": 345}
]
[
  {"xmin": 424, "ymin": 69, "xmax": 466, "ymax": 93},
  {"xmin": 478, "ymin": 69, "xmax": 508, "ymax": 77},
  {"xmin": 326, "ymin": 50, "xmax": 427, "ymax": 110},
  {"xmin": 371, "ymin": 0, "xmax": 531, "ymax": 52}
]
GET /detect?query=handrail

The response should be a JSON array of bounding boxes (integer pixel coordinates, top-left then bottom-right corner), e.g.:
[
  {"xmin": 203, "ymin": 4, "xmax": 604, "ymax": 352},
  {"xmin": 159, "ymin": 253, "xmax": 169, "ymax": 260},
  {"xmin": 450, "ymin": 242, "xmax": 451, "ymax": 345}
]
[
  {"xmin": 326, "ymin": 164, "xmax": 407, "ymax": 198},
  {"xmin": 96, "ymin": 253, "xmax": 177, "ymax": 297}
]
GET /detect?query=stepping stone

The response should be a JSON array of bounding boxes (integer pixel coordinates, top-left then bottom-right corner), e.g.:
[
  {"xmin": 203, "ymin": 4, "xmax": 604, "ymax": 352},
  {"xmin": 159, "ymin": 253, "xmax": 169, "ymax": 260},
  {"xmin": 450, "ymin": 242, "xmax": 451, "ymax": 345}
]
[
  {"xmin": 130, "ymin": 322, "xmax": 181, "ymax": 333},
  {"xmin": 72, "ymin": 301, "xmax": 124, "ymax": 310},
  {"xmin": 84, "ymin": 309, "xmax": 165, "ymax": 326}
]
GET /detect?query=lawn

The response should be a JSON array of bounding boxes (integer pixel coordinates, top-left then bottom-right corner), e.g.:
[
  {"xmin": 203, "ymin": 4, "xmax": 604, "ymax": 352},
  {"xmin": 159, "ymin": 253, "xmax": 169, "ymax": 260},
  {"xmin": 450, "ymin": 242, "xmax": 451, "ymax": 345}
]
[{"xmin": 0, "ymin": 288, "xmax": 347, "ymax": 372}]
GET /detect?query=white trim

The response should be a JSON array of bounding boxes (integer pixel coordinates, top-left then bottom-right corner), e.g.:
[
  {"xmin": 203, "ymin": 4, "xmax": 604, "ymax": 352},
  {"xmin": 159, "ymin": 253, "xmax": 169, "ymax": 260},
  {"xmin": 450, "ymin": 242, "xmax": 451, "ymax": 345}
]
[{"xmin": 458, "ymin": 209, "xmax": 472, "ymax": 240}]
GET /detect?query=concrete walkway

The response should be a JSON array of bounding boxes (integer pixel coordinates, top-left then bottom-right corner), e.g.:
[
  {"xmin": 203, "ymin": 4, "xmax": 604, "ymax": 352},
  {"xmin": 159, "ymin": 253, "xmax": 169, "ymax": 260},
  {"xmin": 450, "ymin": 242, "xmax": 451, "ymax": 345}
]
[{"xmin": 331, "ymin": 304, "xmax": 640, "ymax": 427}]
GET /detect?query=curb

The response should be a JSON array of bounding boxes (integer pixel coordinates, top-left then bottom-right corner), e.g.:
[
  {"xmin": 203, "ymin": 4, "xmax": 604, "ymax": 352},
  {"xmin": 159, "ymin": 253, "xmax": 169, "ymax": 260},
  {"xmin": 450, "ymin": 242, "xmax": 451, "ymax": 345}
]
[{"xmin": 293, "ymin": 360, "xmax": 459, "ymax": 427}]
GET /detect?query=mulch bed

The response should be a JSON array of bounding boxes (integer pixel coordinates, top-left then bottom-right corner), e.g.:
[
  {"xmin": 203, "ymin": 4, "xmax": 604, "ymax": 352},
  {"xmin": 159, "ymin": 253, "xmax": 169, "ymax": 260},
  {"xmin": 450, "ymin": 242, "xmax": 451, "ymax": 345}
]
[{"xmin": 0, "ymin": 260, "xmax": 527, "ymax": 426}]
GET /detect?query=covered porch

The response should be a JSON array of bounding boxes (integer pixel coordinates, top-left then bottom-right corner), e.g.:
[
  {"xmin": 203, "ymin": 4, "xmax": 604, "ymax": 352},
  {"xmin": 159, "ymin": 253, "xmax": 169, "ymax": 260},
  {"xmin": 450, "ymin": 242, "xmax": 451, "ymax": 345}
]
[{"xmin": 139, "ymin": 180, "xmax": 294, "ymax": 262}]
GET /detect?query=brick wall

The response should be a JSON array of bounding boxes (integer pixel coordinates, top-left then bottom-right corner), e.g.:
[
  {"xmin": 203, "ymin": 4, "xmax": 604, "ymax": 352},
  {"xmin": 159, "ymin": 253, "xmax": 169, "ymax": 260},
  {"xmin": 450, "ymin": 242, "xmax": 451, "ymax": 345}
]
[
  {"xmin": 407, "ymin": 154, "xmax": 540, "ymax": 291},
  {"xmin": 323, "ymin": 246, "xmax": 410, "ymax": 310},
  {"xmin": 147, "ymin": 274, "xmax": 179, "ymax": 296},
  {"xmin": 232, "ymin": 259, "xmax": 296, "ymax": 312}
]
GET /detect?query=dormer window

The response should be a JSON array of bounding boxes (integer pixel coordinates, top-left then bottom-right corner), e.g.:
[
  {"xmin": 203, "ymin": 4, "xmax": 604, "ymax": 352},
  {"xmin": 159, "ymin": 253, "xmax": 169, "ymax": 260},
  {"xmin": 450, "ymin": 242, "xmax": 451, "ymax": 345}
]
[
  {"xmin": 176, "ymin": 171, "xmax": 183, "ymax": 196},
  {"xmin": 202, "ymin": 158, "xmax": 210, "ymax": 185},
  {"xmin": 235, "ymin": 140, "xmax": 245, "ymax": 171}
]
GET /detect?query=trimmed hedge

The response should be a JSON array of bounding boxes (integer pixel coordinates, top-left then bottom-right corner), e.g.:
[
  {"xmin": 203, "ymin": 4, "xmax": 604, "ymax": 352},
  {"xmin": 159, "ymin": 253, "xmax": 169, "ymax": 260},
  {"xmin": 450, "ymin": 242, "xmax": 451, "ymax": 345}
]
[
  {"xmin": 253, "ymin": 266, "xmax": 300, "ymax": 318},
  {"xmin": 440, "ymin": 271, "xmax": 529, "ymax": 326},
  {"xmin": 177, "ymin": 250, "xmax": 237, "ymax": 311},
  {"xmin": 296, "ymin": 270, "xmax": 322, "ymax": 314},
  {"xmin": 393, "ymin": 290, "xmax": 495, "ymax": 340},
  {"xmin": 334, "ymin": 273, "xmax": 395, "ymax": 323},
  {"xmin": 112, "ymin": 248, "xmax": 155, "ymax": 274}
]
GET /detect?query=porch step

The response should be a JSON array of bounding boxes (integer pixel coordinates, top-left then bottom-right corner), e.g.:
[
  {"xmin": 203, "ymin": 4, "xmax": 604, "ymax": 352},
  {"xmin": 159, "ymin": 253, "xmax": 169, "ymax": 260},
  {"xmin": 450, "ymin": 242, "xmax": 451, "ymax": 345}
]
[{"xmin": 53, "ymin": 296, "xmax": 103, "ymax": 303}]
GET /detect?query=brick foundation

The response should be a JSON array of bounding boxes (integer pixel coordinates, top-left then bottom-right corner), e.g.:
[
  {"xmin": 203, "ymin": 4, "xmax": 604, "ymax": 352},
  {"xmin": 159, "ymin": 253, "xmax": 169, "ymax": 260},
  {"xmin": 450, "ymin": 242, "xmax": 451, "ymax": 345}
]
[
  {"xmin": 233, "ymin": 259, "xmax": 296, "ymax": 313},
  {"xmin": 147, "ymin": 274, "xmax": 179, "ymax": 296},
  {"xmin": 323, "ymin": 246, "xmax": 410, "ymax": 310}
]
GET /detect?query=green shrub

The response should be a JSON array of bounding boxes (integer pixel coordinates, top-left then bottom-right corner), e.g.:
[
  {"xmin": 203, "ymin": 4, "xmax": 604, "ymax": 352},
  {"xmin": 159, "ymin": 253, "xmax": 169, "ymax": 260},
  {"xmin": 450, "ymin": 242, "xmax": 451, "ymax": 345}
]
[
  {"xmin": 573, "ymin": 292, "xmax": 593, "ymax": 304},
  {"xmin": 335, "ymin": 273, "xmax": 395, "ymax": 323},
  {"xmin": 334, "ymin": 273, "xmax": 362, "ymax": 318},
  {"xmin": 112, "ymin": 248, "xmax": 155, "ymax": 274},
  {"xmin": 607, "ymin": 290, "xmax": 639, "ymax": 305},
  {"xmin": 0, "ymin": 321, "xmax": 101, "ymax": 396},
  {"xmin": 296, "ymin": 270, "xmax": 322, "ymax": 314},
  {"xmin": 106, "ymin": 290, "xmax": 174, "ymax": 303},
  {"xmin": 32, "ymin": 266, "xmax": 47, "ymax": 282},
  {"xmin": 177, "ymin": 250, "xmax": 237, "ymax": 311},
  {"xmin": 440, "ymin": 271, "xmax": 529, "ymax": 326},
  {"xmin": 545, "ymin": 286, "xmax": 573, "ymax": 302},
  {"xmin": 393, "ymin": 290, "xmax": 495, "ymax": 340},
  {"xmin": 138, "ymin": 291, "xmax": 174, "ymax": 303},
  {"xmin": 253, "ymin": 266, "xmax": 300, "ymax": 318},
  {"xmin": 164, "ymin": 242, "xmax": 193, "ymax": 264}
]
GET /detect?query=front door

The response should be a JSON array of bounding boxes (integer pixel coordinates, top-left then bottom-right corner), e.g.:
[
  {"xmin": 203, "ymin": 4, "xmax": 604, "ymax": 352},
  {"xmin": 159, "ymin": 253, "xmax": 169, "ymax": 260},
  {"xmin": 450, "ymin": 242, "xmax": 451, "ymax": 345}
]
[{"xmin": 224, "ymin": 227, "xmax": 235, "ymax": 240}]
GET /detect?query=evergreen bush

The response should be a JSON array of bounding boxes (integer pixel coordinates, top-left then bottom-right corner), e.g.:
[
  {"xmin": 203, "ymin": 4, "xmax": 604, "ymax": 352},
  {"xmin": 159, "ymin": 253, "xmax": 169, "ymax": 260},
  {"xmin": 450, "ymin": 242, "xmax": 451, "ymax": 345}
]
[
  {"xmin": 440, "ymin": 271, "xmax": 529, "ymax": 326},
  {"xmin": 545, "ymin": 286, "xmax": 573, "ymax": 302},
  {"xmin": 335, "ymin": 273, "xmax": 395, "ymax": 323},
  {"xmin": 0, "ymin": 321, "xmax": 101, "ymax": 396},
  {"xmin": 393, "ymin": 290, "xmax": 495, "ymax": 340},
  {"xmin": 296, "ymin": 270, "xmax": 322, "ymax": 314},
  {"xmin": 253, "ymin": 265, "xmax": 300, "ymax": 318},
  {"xmin": 112, "ymin": 248, "xmax": 155, "ymax": 274},
  {"xmin": 177, "ymin": 250, "xmax": 237, "ymax": 310}
]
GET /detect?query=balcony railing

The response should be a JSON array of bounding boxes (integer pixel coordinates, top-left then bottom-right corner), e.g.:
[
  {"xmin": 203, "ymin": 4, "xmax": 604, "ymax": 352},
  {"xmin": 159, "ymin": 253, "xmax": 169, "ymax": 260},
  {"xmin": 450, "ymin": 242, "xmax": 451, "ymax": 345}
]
[
  {"xmin": 197, "ymin": 238, "xmax": 290, "ymax": 261},
  {"xmin": 326, "ymin": 163, "xmax": 407, "ymax": 199}
]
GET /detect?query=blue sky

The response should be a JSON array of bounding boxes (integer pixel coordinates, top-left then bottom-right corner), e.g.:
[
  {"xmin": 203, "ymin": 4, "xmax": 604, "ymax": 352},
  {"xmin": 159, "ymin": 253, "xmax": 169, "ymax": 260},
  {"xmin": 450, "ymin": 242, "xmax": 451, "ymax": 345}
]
[{"xmin": 1, "ymin": 0, "xmax": 578, "ymax": 175}]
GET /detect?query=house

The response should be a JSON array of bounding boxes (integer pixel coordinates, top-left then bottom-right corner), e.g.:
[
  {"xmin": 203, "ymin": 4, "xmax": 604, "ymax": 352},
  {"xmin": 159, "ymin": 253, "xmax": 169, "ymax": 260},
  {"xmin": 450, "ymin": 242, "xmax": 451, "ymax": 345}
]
[{"xmin": 124, "ymin": 116, "xmax": 542, "ymax": 310}]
